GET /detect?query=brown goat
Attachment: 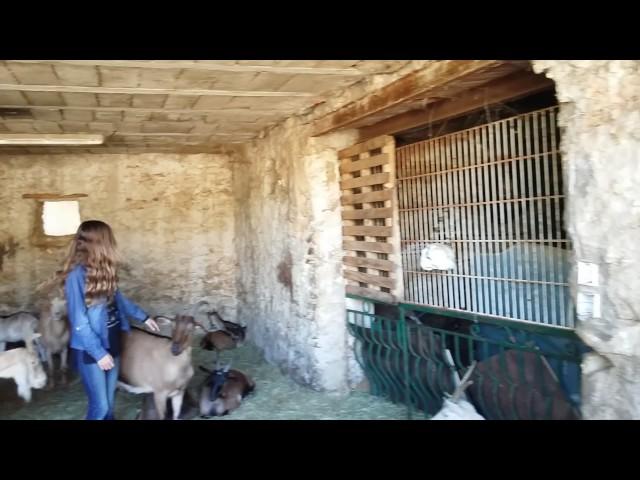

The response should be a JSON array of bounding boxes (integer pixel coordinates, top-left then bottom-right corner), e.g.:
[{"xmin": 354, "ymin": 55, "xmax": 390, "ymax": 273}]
[
  {"xmin": 207, "ymin": 311, "xmax": 247, "ymax": 340},
  {"xmin": 135, "ymin": 389, "xmax": 200, "ymax": 420},
  {"xmin": 198, "ymin": 362, "xmax": 255, "ymax": 417},
  {"xmin": 118, "ymin": 314, "xmax": 204, "ymax": 420},
  {"xmin": 200, "ymin": 330, "xmax": 241, "ymax": 362},
  {"xmin": 200, "ymin": 312, "xmax": 246, "ymax": 362}
]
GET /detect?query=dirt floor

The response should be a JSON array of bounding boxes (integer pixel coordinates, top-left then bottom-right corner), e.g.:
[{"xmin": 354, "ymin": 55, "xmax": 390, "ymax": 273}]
[{"xmin": 0, "ymin": 342, "xmax": 407, "ymax": 420}]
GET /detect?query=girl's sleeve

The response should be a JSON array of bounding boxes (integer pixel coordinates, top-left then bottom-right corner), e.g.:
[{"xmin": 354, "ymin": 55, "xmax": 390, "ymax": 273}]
[
  {"xmin": 65, "ymin": 271, "xmax": 108, "ymax": 361},
  {"xmin": 115, "ymin": 290, "xmax": 149, "ymax": 323}
]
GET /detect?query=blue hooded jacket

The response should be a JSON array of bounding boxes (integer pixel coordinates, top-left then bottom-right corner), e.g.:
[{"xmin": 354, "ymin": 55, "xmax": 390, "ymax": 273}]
[{"xmin": 65, "ymin": 264, "xmax": 149, "ymax": 361}]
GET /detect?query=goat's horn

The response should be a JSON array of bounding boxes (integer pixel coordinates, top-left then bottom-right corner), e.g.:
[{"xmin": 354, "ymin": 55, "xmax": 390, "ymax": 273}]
[{"xmin": 450, "ymin": 362, "xmax": 477, "ymax": 402}]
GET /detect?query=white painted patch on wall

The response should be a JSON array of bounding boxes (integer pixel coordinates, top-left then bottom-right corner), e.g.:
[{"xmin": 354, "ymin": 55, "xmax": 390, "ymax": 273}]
[
  {"xmin": 42, "ymin": 201, "xmax": 81, "ymax": 236},
  {"xmin": 576, "ymin": 261, "xmax": 601, "ymax": 321},
  {"xmin": 577, "ymin": 291, "xmax": 601, "ymax": 320},
  {"xmin": 577, "ymin": 261, "xmax": 600, "ymax": 287},
  {"xmin": 420, "ymin": 244, "xmax": 456, "ymax": 271}
]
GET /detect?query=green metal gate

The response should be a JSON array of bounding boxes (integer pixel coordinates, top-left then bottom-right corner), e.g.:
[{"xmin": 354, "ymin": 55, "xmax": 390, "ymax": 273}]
[{"xmin": 347, "ymin": 294, "xmax": 585, "ymax": 420}]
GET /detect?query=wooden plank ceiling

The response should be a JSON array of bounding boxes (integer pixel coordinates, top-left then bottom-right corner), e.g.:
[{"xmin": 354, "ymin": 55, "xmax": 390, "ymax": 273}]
[
  {"xmin": 0, "ymin": 60, "xmax": 408, "ymax": 154},
  {"xmin": 311, "ymin": 61, "xmax": 541, "ymax": 137}
]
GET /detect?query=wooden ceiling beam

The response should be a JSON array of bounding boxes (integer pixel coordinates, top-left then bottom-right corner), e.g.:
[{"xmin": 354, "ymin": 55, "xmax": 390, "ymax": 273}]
[
  {"xmin": 8, "ymin": 60, "xmax": 364, "ymax": 76},
  {"xmin": 0, "ymin": 104, "xmax": 280, "ymax": 116},
  {"xmin": 0, "ymin": 133, "xmax": 104, "ymax": 145},
  {"xmin": 311, "ymin": 60, "xmax": 509, "ymax": 136},
  {"xmin": 359, "ymin": 70, "xmax": 555, "ymax": 140},
  {"xmin": 0, "ymin": 83, "xmax": 314, "ymax": 97},
  {"xmin": 115, "ymin": 132, "xmax": 256, "ymax": 137}
]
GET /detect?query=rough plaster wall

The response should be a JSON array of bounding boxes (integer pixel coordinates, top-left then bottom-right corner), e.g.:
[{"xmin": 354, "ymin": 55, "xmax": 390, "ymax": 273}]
[
  {"xmin": 233, "ymin": 117, "xmax": 359, "ymax": 393},
  {"xmin": 0, "ymin": 153, "xmax": 238, "ymax": 321},
  {"xmin": 232, "ymin": 63, "xmax": 438, "ymax": 392},
  {"xmin": 533, "ymin": 60, "xmax": 640, "ymax": 419}
]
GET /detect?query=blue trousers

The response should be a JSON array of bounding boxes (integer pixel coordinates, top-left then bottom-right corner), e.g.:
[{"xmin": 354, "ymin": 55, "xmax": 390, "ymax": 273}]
[{"xmin": 75, "ymin": 351, "xmax": 121, "ymax": 420}]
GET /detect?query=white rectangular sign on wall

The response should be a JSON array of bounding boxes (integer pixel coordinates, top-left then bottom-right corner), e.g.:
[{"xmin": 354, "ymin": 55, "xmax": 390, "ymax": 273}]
[{"xmin": 577, "ymin": 261, "xmax": 599, "ymax": 287}]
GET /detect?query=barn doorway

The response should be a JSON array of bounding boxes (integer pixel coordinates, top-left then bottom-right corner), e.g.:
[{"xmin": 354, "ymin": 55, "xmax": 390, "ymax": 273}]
[{"xmin": 343, "ymin": 71, "xmax": 587, "ymax": 420}]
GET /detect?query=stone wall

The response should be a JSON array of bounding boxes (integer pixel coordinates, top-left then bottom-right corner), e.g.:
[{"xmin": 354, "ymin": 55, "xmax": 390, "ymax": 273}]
[
  {"xmin": 0, "ymin": 152, "xmax": 238, "ymax": 321},
  {"xmin": 233, "ymin": 118, "xmax": 359, "ymax": 392},
  {"xmin": 533, "ymin": 60, "xmax": 640, "ymax": 419}
]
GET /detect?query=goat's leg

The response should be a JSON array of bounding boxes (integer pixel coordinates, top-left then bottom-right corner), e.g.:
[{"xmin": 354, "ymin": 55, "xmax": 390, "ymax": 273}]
[
  {"xmin": 15, "ymin": 374, "xmax": 32, "ymax": 403},
  {"xmin": 60, "ymin": 348, "xmax": 69, "ymax": 385},
  {"xmin": 45, "ymin": 349, "xmax": 55, "ymax": 389},
  {"xmin": 199, "ymin": 386, "xmax": 214, "ymax": 418},
  {"xmin": 138, "ymin": 393, "xmax": 160, "ymax": 420},
  {"xmin": 153, "ymin": 391, "xmax": 169, "ymax": 421},
  {"xmin": 0, "ymin": 342, "xmax": 5, "ymax": 352},
  {"xmin": 170, "ymin": 391, "xmax": 185, "ymax": 421}
]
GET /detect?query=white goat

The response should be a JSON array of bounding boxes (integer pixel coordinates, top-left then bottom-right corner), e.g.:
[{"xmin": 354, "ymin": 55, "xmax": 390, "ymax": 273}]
[
  {"xmin": 38, "ymin": 295, "xmax": 70, "ymax": 387},
  {"xmin": 0, "ymin": 311, "xmax": 39, "ymax": 352},
  {"xmin": 0, "ymin": 333, "xmax": 47, "ymax": 402},
  {"xmin": 431, "ymin": 362, "xmax": 485, "ymax": 420},
  {"xmin": 420, "ymin": 243, "xmax": 456, "ymax": 271}
]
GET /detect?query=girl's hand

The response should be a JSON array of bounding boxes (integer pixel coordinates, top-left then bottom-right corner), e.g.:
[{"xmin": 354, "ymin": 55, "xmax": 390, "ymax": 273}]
[
  {"xmin": 145, "ymin": 317, "xmax": 160, "ymax": 332},
  {"xmin": 97, "ymin": 353, "xmax": 115, "ymax": 371}
]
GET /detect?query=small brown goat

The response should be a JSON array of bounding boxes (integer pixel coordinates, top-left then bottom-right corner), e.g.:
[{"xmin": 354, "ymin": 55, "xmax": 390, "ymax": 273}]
[
  {"xmin": 208, "ymin": 311, "xmax": 247, "ymax": 340},
  {"xmin": 198, "ymin": 362, "xmax": 255, "ymax": 417},
  {"xmin": 200, "ymin": 331, "xmax": 240, "ymax": 361},
  {"xmin": 119, "ymin": 314, "xmax": 204, "ymax": 420},
  {"xmin": 200, "ymin": 312, "xmax": 246, "ymax": 361}
]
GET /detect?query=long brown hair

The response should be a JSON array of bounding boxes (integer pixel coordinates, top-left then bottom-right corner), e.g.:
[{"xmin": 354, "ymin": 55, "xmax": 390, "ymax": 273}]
[{"xmin": 61, "ymin": 220, "xmax": 120, "ymax": 304}]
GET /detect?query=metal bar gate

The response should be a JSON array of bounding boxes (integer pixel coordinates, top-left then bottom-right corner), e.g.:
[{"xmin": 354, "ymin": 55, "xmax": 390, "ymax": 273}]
[{"xmin": 396, "ymin": 106, "xmax": 574, "ymax": 328}]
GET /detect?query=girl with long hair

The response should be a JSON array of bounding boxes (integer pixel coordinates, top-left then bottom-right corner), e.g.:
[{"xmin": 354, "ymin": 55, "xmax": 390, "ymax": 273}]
[{"xmin": 62, "ymin": 220, "xmax": 159, "ymax": 420}]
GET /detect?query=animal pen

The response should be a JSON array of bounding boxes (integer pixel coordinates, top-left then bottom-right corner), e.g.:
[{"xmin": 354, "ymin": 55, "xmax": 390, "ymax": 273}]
[
  {"xmin": 341, "ymin": 102, "xmax": 586, "ymax": 419},
  {"xmin": 2, "ymin": 60, "xmax": 609, "ymax": 420}
]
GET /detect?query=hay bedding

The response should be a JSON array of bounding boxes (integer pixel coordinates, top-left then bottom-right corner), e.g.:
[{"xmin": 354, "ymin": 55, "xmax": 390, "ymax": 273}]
[{"xmin": 0, "ymin": 343, "xmax": 406, "ymax": 420}]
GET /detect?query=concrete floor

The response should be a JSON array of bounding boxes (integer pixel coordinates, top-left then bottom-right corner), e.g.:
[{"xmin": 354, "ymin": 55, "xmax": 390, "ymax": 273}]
[{"xmin": 0, "ymin": 343, "xmax": 407, "ymax": 420}]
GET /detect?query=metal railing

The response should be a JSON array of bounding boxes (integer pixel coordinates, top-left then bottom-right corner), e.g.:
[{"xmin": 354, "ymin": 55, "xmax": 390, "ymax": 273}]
[
  {"xmin": 347, "ymin": 294, "xmax": 586, "ymax": 420},
  {"xmin": 396, "ymin": 106, "xmax": 575, "ymax": 328}
]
